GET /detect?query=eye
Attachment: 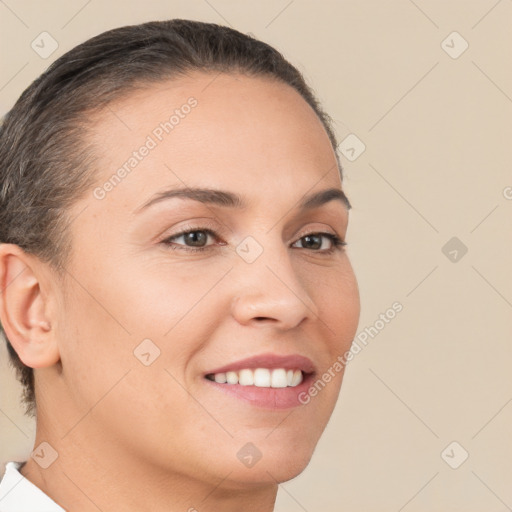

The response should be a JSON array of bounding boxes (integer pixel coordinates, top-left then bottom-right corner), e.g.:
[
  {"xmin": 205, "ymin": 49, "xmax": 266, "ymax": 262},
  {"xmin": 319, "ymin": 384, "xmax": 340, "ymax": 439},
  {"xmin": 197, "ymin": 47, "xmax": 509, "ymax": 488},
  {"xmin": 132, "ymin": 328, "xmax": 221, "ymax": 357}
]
[
  {"xmin": 291, "ymin": 232, "xmax": 346, "ymax": 254},
  {"xmin": 160, "ymin": 228, "xmax": 346, "ymax": 254},
  {"xmin": 161, "ymin": 228, "xmax": 221, "ymax": 252}
]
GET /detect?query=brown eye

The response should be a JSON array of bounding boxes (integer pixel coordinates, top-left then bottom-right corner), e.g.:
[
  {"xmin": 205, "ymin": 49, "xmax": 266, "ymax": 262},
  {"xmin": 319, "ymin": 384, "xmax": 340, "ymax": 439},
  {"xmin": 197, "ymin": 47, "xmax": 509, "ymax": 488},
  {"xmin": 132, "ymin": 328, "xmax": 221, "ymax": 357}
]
[
  {"xmin": 161, "ymin": 228, "xmax": 219, "ymax": 252},
  {"xmin": 292, "ymin": 232, "xmax": 346, "ymax": 253},
  {"xmin": 300, "ymin": 234, "xmax": 323, "ymax": 250},
  {"xmin": 181, "ymin": 231, "xmax": 208, "ymax": 247}
]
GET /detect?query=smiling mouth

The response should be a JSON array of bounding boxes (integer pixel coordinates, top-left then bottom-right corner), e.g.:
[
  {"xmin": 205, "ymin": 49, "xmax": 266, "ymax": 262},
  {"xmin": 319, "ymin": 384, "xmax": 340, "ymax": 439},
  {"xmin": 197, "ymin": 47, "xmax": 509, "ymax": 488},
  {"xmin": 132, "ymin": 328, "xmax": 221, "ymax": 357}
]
[{"xmin": 205, "ymin": 368, "xmax": 310, "ymax": 388}]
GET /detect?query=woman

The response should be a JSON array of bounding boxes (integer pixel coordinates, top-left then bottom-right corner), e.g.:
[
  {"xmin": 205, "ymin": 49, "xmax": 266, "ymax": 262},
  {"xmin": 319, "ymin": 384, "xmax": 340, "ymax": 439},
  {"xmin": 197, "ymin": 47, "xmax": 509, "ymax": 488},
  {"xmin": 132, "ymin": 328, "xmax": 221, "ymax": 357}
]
[{"xmin": 0, "ymin": 19, "xmax": 360, "ymax": 511}]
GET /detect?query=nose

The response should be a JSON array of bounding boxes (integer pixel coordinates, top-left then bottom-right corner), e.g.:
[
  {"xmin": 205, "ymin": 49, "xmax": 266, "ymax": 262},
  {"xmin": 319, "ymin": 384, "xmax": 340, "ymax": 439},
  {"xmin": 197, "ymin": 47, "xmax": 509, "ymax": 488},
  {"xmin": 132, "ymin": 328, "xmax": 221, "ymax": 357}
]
[{"xmin": 230, "ymin": 242, "xmax": 319, "ymax": 330}]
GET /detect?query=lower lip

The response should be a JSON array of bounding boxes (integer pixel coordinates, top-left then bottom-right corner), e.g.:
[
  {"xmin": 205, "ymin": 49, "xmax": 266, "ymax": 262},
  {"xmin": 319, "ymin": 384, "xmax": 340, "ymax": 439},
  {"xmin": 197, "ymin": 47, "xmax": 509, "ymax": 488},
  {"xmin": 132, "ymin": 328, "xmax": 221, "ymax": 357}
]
[{"xmin": 203, "ymin": 373, "xmax": 315, "ymax": 410}]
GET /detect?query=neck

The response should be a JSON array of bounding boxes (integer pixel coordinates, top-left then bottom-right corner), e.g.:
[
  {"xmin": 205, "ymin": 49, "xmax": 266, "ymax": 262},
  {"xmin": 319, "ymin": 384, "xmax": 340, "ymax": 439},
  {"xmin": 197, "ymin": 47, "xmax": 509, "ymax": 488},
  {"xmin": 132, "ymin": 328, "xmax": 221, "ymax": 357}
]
[{"xmin": 21, "ymin": 418, "xmax": 278, "ymax": 512}]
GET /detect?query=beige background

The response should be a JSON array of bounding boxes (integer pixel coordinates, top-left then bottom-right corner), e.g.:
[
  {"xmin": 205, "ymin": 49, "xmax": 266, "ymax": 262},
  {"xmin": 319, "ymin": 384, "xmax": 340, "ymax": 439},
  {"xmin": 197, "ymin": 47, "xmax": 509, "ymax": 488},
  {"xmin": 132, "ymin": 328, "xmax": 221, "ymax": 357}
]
[{"xmin": 1, "ymin": 1, "xmax": 511, "ymax": 510}]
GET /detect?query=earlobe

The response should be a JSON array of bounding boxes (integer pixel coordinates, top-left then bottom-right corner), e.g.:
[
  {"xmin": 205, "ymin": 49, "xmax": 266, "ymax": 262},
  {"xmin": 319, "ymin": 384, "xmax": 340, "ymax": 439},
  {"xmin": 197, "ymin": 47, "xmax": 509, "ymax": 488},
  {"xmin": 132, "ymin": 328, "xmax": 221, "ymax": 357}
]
[{"xmin": 0, "ymin": 243, "xmax": 60, "ymax": 368}]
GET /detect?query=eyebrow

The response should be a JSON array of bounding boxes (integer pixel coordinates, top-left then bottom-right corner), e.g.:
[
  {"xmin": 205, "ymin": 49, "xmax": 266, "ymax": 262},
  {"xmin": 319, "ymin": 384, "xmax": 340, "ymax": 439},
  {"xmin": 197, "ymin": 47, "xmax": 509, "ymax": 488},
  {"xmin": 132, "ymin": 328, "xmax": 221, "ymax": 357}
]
[{"xmin": 134, "ymin": 186, "xmax": 351, "ymax": 214}]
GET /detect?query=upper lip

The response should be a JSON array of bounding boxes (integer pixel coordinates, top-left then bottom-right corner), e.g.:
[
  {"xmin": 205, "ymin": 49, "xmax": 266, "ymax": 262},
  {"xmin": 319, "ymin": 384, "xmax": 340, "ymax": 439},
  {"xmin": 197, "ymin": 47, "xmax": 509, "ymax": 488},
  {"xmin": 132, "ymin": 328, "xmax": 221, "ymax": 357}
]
[{"xmin": 204, "ymin": 353, "xmax": 316, "ymax": 375}]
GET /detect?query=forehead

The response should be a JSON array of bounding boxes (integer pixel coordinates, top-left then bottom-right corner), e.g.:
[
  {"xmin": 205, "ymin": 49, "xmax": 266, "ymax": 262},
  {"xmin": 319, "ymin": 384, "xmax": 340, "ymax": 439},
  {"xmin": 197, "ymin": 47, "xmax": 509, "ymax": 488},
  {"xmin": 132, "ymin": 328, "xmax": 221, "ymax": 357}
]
[{"xmin": 82, "ymin": 72, "xmax": 341, "ymax": 215}]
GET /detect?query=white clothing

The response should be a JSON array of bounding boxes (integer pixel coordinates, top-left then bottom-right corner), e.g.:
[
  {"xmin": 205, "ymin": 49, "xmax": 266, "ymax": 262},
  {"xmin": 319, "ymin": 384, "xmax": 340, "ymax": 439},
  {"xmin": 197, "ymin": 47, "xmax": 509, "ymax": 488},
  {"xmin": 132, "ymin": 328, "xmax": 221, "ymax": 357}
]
[{"xmin": 0, "ymin": 461, "xmax": 65, "ymax": 511}]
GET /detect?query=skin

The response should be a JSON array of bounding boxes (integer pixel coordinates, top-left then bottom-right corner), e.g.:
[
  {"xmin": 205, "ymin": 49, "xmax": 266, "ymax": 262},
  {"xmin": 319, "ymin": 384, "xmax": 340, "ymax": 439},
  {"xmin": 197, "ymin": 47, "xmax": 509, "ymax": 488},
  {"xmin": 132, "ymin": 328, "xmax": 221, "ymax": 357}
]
[{"xmin": 0, "ymin": 72, "xmax": 360, "ymax": 511}]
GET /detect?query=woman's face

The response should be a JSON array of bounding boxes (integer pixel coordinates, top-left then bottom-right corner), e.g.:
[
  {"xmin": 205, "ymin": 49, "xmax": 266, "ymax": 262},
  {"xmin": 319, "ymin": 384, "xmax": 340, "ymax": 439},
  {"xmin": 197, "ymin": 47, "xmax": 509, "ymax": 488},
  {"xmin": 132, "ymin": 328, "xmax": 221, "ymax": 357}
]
[{"xmin": 53, "ymin": 72, "xmax": 360, "ymax": 487}]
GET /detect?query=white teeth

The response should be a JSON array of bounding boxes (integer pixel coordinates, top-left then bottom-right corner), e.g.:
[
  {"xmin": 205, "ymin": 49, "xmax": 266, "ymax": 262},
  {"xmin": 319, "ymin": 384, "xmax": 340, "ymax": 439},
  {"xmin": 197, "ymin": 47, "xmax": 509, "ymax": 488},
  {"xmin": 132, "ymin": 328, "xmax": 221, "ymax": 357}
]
[
  {"xmin": 271, "ymin": 368, "xmax": 288, "ymax": 388},
  {"xmin": 254, "ymin": 368, "xmax": 271, "ymax": 387},
  {"xmin": 226, "ymin": 371, "xmax": 238, "ymax": 384},
  {"xmin": 208, "ymin": 368, "xmax": 305, "ymax": 388},
  {"xmin": 238, "ymin": 369, "xmax": 254, "ymax": 386},
  {"xmin": 291, "ymin": 369, "xmax": 303, "ymax": 386},
  {"xmin": 214, "ymin": 372, "xmax": 227, "ymax": 384}
]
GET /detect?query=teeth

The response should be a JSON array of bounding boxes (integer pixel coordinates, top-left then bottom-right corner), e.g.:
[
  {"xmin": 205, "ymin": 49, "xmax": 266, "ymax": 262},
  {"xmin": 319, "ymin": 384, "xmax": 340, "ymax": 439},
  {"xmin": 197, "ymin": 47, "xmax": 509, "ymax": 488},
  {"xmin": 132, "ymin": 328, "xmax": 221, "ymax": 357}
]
[
  {"xmin": 226, "ymin": 371, "xmax": 238, "ymax": 384},
  {"xmin": 238, "ymin": 369, "xmax": 254, "ymax": 386},
  {"xmin": 271, "ymin": 368, "xmax": 288, "ymax": 388},
  {"xmin": 291, "ymin": 369, "xmax": 302, "ymax": 386},
  {"xmin": 214, "ymin": 372, "xmax": 227, "ymax": 384},
  {"xmin": 254, "ymin": 368, "xmax": 271, "ymax": 387},
  {"xmin": 208, "ymin": 368, "xmax": 304, "ymax": 388}
]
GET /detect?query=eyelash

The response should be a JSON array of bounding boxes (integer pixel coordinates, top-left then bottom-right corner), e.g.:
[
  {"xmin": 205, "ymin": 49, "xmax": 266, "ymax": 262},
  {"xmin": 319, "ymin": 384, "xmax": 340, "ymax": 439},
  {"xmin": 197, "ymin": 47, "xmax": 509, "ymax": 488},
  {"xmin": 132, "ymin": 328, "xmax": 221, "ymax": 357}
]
[{"xmin": 160, "ymin": 227, "xmax": 347, "ymax": 255}]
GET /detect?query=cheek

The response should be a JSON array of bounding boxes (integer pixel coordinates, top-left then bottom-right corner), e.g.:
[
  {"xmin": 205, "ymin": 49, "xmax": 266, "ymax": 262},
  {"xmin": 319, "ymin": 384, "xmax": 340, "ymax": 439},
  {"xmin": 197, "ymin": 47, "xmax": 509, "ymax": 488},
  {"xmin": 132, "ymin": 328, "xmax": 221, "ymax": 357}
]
[
  {"xmin": 124, "ymin": 259, "xmax": 233, "ymax": 348},
  {"xmin": 55, "ymin": 271, "xmax": 207, "ymax": 448},
  {"xmin": 55, "ymin": 287, "xmax": 134, "ymax": 413},
  {"xmin": 293, "ymin": 261, "xmax": 360, "ymax": 406},
  {"xmin": 305, "ymin": 260, "xmax": 360, "ymax": 347}
]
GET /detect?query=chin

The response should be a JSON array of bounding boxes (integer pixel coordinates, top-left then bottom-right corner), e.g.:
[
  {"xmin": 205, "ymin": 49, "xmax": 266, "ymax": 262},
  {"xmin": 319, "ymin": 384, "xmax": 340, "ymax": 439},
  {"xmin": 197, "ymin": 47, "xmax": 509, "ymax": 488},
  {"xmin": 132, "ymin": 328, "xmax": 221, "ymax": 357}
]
[{"xmin": 221, "ymin": 444, "xmax": 316, "ymax": 487}]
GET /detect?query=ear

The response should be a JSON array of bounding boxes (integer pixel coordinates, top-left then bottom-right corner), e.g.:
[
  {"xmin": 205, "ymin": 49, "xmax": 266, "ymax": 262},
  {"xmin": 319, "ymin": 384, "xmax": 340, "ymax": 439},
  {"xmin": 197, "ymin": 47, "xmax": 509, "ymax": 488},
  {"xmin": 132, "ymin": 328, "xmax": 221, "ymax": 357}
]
[{"xmin": 0, "ymin": 243, "xmax": 60, "ymax": 368}]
